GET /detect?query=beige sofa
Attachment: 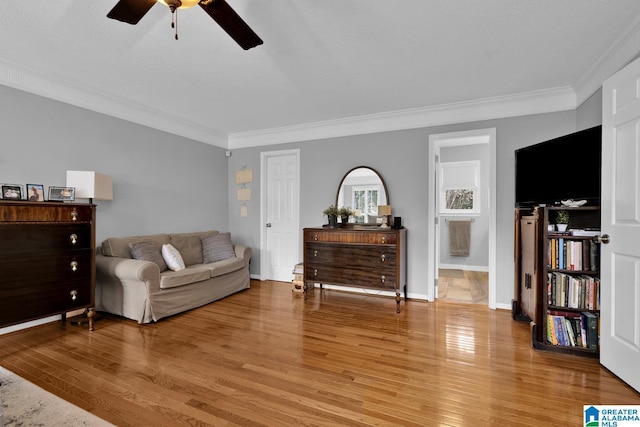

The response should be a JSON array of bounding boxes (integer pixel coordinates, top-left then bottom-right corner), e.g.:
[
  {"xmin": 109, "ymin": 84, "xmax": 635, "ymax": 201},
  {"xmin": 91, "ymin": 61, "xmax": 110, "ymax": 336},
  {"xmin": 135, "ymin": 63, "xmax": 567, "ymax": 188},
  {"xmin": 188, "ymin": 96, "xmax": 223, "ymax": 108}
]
[{"xmin": 96, "ymin": 230, "xmax": 251, "ymax": 324}]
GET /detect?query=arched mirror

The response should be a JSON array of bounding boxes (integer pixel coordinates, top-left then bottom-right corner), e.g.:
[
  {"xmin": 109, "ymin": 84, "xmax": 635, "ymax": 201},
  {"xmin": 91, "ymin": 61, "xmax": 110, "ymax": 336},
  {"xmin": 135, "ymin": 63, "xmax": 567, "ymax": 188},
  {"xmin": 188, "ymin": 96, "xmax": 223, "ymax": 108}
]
[{"xmin": 336, "ymin": 166, "xmax": 389, "ymax": 223}]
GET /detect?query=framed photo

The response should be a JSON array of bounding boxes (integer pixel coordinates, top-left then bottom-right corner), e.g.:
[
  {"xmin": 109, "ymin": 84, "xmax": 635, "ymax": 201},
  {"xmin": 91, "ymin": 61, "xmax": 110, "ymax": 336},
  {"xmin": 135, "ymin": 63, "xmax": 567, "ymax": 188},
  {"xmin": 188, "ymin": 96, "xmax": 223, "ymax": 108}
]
[
  {"xmin": 1, "ymin": 184, "xmax": 23, "ymax": 200},
  {"xmin": 48, "ymin": 186, "xmax": 75, "ymax": 202},
  {"xmin": 26, "ymin": 184, "xmax": 45, "ymax": 201}
]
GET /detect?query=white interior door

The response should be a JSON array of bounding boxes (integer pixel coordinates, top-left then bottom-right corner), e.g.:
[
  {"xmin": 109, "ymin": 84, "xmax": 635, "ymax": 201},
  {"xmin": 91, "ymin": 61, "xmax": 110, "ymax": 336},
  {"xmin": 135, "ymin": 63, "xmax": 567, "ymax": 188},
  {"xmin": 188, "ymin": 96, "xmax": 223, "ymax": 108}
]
[
  {"xmin": 261, "ymin": 150, "xmax": 300, "ymax": 282},
  {"xmin": 601, "ymin": 57, "xmax": 640, "ymax": 392}
]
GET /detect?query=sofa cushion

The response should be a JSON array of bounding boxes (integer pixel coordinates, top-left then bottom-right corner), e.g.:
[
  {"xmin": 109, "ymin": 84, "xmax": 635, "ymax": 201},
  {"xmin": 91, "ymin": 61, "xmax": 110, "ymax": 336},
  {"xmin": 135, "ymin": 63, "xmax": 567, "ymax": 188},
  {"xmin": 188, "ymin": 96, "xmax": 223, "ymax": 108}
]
[
  {"xmin": 129, "ymin": 241, "xmax": 168, "ymax": 272},
  {"xmin": 161, "ymin": 243, "xmax": 185, "ymax": 271},
  {"xmin": 159, "ymin": 266, "xmax": 211, "ymax": 289},
  {"xmin": 202, "ymin": 232, "xmax": 236, "ymax": 263},
  {"xmin": 202, "ymin": 256, "xmax": 246, "ymax": 278},
  {"xmin": 169, "ymin": 231, "xmax": 218, "ymax": 266},
  {"xmin": 102, "ymin": 234, "xmax": 170, "ymax": 258}
]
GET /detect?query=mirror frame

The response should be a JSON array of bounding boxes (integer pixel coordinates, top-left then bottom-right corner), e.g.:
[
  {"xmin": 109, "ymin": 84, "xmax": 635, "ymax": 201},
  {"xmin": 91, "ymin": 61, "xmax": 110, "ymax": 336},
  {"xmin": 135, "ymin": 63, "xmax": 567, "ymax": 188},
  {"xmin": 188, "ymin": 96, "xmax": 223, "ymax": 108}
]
[{"xmin": 335, "ymin": 166, "xmax": 390, "ymax": 209}]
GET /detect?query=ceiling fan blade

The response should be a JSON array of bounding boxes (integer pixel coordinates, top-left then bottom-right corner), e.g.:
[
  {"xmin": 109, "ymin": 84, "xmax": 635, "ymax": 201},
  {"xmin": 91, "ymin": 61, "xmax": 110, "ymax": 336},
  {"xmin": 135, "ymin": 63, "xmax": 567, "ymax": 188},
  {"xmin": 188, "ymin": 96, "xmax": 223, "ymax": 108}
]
[
  {"xmin": 199, "ymin": 0, "xmax": 263, "ymax": 50},
  {"xmin": 107, "ymin": 0, "xmax": 157, "ymax": 25}
]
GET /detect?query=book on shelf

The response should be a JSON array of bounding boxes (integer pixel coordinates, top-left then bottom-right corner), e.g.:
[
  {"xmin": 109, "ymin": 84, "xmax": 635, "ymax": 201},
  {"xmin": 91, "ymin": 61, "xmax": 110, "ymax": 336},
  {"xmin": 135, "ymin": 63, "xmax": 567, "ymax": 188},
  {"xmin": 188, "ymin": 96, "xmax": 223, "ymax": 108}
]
[
  {"xmin": 582, "ymin": 311, "xmax": 599, "ymax": 350},
  {"xmin": 546, "ymin": 314, "xmax": 558, "ymax": 345},
  {"xmin": 548, "ymin": 237, "xmax": 598, "ymax": 272},
  {"xmin": 547, "ymin": 272, "xmax": 600, "ymax": 310},
  {"xmin": 590, "ymin": 242, "xmax": 599, "ymax": 271},
  {"xmin": 547, "ymin": 310, "xmax": 588, "ymax": 348}
]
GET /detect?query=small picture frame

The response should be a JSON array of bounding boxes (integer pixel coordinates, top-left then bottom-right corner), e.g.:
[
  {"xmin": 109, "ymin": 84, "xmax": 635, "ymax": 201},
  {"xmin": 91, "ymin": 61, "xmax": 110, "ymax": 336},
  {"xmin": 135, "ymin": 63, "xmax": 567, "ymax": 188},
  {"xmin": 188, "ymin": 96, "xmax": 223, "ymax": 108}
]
[
  {"xmin": 48, "ymin": 186, "xmax": 75, "ymax": 202},
  {"xmin": 1, "ymin": 184, "xmax": 23, "ymax": 200},
  {"xmin": 26, "ymin": 184, "xmax": 45, "ymax": 201}
]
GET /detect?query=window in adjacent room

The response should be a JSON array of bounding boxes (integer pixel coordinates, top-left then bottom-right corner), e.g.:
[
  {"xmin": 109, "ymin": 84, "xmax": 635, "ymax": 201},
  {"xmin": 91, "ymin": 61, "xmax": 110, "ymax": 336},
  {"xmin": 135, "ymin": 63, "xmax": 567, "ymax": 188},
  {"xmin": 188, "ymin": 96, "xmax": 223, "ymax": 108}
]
[{"xmin": 439, "ymin": 160, "xmax": 480, "ymax": 214}]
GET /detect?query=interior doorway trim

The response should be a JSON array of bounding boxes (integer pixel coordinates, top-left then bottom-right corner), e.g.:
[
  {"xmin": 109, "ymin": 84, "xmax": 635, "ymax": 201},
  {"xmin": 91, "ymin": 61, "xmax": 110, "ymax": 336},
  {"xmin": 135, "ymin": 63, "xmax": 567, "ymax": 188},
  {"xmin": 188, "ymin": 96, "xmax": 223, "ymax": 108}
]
[{"xmin": 427, "ymin": 128, "xmax": 497, "ymax": 309}]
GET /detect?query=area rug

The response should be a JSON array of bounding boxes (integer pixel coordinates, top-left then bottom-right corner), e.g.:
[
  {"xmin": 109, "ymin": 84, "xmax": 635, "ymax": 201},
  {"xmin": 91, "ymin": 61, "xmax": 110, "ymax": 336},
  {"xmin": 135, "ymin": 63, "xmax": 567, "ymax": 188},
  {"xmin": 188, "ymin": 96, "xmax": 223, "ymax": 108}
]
[{"xmin": 0, "ymin": 366, "xmax": 114, "ymax": 427}]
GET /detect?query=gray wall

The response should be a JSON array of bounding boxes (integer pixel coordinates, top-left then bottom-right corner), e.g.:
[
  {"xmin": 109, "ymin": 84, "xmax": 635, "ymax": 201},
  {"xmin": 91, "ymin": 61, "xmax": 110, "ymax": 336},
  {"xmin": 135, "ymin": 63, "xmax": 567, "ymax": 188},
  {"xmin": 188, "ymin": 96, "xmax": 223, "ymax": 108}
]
[
  {"xmin": 0, "ymin": 85, "xmax": 229, "ymax": 244},
  {"xmin": 439, "ymin": 143, "xmax": 490, "ymax": 269},
  {"xmin": 577, "ymin": 88, "xmax": 603, "ymax": 131},
  {"xmin": 2, "ymin": 81, "xmax": 592, "ymax": 308},
  {"xmin": 228, "ymin": 111, "xmax": 578, "ymax": 306}
]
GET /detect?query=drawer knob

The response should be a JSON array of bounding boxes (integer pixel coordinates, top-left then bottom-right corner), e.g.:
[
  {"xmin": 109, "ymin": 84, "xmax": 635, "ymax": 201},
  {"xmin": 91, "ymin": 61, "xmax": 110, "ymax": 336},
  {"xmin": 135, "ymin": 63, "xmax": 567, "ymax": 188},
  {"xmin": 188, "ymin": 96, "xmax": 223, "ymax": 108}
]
[
  {"xmin": 70, "ymin": 290, "xmax": 78, "ymax": 301},
  {"xmin": 381, "ymin": 237, "xmax": 386, "ymax": 243},
  {"xmin": 70, "ymin": 234, "xmax": 78, "ymax": 245},
  {"xmin": 381, "ymin": 275, "xmax": 386, "ymax": 283},
  {"xmin": 70, "ymin": 260, "xmax": 78, "ymax": 272},
  {"xmin": 381, "ymin": 254, "xmax": 386, "ymax": 262},
  {"xmin": 314, "ymin": 250, "xmax": 318, "ymax": 257},
  {"xmin": 314, "ymin": 233, "xmax": 318, "ymax": 241},
  {"xmin": 71, "ymin": 211, "xmax": 78, "ymax": 222},
  {"xmin": 314, "ymin": 269, "xmax": 318, "ymax": 277}
]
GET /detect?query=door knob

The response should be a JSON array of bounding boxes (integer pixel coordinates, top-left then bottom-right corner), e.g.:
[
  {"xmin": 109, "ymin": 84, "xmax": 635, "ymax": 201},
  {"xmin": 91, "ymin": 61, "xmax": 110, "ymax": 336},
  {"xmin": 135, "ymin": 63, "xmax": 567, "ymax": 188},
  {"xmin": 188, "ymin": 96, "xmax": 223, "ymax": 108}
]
[
  {"xmin": 266, "ymin": 223, "xmax": 272, "ymax": 228},
  {"xmin": 595, "ymin": 234, "xmax": 610, "ymax": 244}
]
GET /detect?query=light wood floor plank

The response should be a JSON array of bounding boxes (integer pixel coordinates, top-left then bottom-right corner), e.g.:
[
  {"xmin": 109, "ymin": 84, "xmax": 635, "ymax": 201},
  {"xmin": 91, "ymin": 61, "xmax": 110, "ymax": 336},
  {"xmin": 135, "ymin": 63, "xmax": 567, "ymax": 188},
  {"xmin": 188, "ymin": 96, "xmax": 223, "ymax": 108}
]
[{"xmin": 0, "ymin": 280, "xmax": 638, "ymax": 426}]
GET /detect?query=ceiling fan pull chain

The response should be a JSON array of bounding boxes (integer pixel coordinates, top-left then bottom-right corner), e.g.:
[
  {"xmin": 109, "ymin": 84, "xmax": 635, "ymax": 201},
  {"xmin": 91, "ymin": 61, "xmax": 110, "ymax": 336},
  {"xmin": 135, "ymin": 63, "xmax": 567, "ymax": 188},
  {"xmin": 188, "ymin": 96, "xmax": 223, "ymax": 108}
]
[
  {"xmin": 168, "ymin": 2, "xmax": 179, "ymax": 40},
  {"xmin": 174, "ymin": 9, "xmax": 178, "ymax": 40}
]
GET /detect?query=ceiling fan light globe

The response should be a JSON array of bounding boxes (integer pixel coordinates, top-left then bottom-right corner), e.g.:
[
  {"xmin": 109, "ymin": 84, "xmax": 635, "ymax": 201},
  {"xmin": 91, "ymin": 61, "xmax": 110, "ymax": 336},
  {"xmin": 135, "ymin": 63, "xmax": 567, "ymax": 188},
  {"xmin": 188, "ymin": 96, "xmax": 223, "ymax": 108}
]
[{"xmin": 157, "ymin": 0, "xmax": 200, "ymax": 9}]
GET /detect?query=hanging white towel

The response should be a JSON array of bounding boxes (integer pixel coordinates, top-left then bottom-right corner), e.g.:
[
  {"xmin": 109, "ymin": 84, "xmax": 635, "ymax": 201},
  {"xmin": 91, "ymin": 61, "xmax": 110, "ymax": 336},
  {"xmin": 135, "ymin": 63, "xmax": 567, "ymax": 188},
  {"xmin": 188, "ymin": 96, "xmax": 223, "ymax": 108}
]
[{"xmin": 449, "ymin": 220, "xmax": 471, "ymax": 257}]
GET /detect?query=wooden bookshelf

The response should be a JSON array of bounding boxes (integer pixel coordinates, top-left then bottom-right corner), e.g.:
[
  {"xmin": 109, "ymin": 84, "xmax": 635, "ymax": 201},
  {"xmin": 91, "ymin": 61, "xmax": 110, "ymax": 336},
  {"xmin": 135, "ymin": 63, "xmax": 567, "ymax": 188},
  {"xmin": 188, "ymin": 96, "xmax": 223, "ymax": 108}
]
[{"xmin": 514, "ymin": 206, "xmax": 601, "ymax": 357}]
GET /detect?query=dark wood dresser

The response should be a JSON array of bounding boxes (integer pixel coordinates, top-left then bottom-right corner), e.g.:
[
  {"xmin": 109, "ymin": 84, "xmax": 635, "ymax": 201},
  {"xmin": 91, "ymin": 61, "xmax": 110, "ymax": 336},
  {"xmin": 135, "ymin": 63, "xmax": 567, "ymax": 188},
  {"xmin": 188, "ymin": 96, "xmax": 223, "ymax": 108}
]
[
  {"xmin": 0, "ymin": 201, "xmax": 96, "ymax": 330},
  {"xmin": 303, "ymin": 226, "xmax": 407, "ymax": 313}
]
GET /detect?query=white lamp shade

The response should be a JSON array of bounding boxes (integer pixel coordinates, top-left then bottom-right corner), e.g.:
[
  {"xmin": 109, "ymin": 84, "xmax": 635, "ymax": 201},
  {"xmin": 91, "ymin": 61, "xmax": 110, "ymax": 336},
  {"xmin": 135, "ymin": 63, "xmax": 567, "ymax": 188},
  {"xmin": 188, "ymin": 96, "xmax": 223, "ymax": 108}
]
[{"xmin": 66, "ymin": 171, "xmax": 113, "ymax": 201}]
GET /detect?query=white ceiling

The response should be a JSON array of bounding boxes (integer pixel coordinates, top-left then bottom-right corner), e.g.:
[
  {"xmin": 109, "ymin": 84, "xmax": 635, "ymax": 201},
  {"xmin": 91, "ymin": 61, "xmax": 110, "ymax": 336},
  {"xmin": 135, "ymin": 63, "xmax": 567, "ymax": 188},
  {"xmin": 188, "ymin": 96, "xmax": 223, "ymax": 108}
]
[{"xmin": 2, "ymin": 1, "xmax": 640, "ymax": 149}]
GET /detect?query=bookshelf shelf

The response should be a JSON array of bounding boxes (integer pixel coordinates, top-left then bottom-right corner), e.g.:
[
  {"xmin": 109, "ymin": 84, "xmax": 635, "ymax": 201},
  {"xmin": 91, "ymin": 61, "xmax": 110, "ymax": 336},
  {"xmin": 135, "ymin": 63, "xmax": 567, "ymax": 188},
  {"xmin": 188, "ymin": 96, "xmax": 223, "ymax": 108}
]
[{"xmin": 513, "ymin": 206, "xmax": 601, "ymax": 357}]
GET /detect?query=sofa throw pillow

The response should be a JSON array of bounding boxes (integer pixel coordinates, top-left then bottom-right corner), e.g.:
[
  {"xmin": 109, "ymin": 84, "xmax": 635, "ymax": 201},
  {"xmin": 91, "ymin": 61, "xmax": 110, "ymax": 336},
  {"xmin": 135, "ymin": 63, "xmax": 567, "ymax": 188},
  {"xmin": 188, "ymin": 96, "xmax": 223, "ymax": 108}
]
[
  {"xmin": 161, "ymin": 243, "xmax": 186, "ymax": 271},
  {"xmin": 129, "ymin": 241, "xmax": 168, "ymax": 272},
  {"xmin": 201, "ymin": 232, "xmax": 236, "ymax": 263}
]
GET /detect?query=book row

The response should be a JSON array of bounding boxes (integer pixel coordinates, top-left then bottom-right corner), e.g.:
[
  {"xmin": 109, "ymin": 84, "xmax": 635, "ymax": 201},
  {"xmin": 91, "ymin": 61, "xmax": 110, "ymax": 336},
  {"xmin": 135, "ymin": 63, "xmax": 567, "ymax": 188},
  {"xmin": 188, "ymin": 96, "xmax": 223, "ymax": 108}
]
[
  {"xmin": 546, "ymin": 311, "xmax": 599, "ymax": 350},
  {"xmin": 547, "ymin": 272, "xmax": 600, "ymax": 310},
  {"xmin": 547, "ymin": 237, "xmax": 599, "ymax": 271}
]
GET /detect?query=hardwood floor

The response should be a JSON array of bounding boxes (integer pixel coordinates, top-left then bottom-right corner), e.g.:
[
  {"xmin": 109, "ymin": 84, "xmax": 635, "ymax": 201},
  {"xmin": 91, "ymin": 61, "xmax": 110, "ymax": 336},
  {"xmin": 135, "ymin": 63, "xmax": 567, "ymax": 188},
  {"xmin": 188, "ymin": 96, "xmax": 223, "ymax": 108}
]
[
  {"xmin": 438, "ymin": 269, "xmax": 488, "ymax": 305},
  {"xmin": 0, "ymin": 280, "xmax": 638, "ymax": 426}
]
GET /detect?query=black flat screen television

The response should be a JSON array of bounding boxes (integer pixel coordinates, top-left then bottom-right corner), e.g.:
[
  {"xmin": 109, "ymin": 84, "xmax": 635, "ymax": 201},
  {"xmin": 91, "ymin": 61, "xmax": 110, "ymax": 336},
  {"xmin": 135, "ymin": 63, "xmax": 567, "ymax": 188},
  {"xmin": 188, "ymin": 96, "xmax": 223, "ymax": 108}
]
[{"xmin": 515, "ymin": 125, "xmax": 602, "ymax": 208}]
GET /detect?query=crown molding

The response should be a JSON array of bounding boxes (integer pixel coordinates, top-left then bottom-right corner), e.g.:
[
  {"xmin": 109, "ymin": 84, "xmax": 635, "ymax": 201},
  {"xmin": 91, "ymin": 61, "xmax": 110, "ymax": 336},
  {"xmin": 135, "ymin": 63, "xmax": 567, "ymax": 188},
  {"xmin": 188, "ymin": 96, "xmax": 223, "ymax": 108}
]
[
  {"xmin": 0, "ymin": 58, "xmax": 228, "ymax": 148},
  {"xmin": 228, "ymin": 87, "xmax": 576, "ymax": 149},
  {"xmin": 10, "ymin": 24, "xmax": 640, "ymax": 153},
  {"xmin": 575, "ymin": 12, "xmax": 640, "ymax": 106}
]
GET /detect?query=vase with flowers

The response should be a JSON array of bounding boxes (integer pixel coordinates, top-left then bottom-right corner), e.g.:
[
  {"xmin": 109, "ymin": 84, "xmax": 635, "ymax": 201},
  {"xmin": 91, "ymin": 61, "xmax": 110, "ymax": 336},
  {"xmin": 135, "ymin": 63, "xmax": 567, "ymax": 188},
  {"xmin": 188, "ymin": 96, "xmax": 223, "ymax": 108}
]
[{"xmin": 323, "ymin": 205, "xmax": 339, "ymax": 227}]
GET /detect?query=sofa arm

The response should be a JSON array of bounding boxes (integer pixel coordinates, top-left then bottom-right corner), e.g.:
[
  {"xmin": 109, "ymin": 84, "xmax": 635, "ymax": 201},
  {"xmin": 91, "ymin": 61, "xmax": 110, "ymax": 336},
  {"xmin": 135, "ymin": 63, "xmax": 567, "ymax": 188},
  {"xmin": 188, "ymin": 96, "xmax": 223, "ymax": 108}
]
[
  {"xmin": 234, "ymin": 245, "xmax": 252, "ymax": 267},
  {"xmin": 96, "ymin": 254, "xmax": 161, "ymax": 292}
]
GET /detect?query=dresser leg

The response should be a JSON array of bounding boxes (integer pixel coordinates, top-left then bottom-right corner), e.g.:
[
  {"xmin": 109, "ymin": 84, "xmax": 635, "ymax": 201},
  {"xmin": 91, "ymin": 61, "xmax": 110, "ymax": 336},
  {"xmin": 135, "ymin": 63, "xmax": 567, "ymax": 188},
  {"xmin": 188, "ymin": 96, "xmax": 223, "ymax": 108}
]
[
  {"xmin": 70, "ymin": 307, "xmax": 99, "ymax": 331},
  {"xmin": 303, "ymin": 282, "xmax": 308, "ymax": 300},
  {"xmin": 87, "ymin": 308, "xmax": 96, "ymax": 332},
  {"xmin": 395, "ymin": 292, "xmax": 401, "ymax": 314}
]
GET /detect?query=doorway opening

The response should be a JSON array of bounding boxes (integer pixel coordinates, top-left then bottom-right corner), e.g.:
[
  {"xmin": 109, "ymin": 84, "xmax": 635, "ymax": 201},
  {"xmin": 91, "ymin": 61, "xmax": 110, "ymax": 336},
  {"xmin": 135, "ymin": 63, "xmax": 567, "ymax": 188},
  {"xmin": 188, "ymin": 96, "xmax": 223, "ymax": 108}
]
[{"xmin": 427, "ymin": 128, "xmax": 497, "ymax": 308}]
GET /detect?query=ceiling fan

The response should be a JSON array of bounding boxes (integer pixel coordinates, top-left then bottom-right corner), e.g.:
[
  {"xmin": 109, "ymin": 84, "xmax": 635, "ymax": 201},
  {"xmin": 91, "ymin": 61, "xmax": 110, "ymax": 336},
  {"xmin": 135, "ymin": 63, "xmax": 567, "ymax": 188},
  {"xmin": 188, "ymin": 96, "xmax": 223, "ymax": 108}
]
[{"xmin": 107, "ymin": 0, "xmax": 263, "ymax": 50}]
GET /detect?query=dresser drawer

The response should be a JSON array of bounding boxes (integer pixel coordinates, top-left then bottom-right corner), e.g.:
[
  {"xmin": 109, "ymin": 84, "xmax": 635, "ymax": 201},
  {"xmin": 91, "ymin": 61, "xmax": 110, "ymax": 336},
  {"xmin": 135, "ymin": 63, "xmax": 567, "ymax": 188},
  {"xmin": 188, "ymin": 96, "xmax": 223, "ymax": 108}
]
[
  {"xmin": 305, "ymin": 264, "xmax": 396, "ymax": 290},
  {"xmin": 0, "ymin": 203, "xmax": 93, "ymax": 223},
  {"xmin": 304, "ymin": 230, "xmax": 396, "ymax": 245},
  {"xmin": 0, "ymin": 278, "xmax": 92, "ymax": 326},
  {"xmin": 0, "ymin": 224, "xmax": 92, "ymax": 254},
  {"xmin": 306, "ymin": 243, "xmax": 397, "ymax": 269},
  {"xmin": 0, "ymin": 251, "xmax": 93, "ymax": 285}
]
